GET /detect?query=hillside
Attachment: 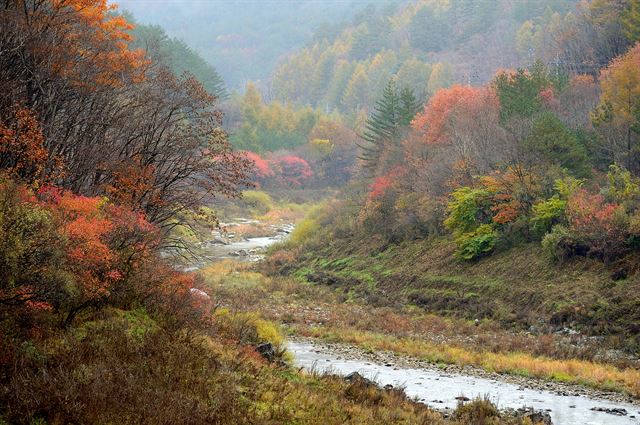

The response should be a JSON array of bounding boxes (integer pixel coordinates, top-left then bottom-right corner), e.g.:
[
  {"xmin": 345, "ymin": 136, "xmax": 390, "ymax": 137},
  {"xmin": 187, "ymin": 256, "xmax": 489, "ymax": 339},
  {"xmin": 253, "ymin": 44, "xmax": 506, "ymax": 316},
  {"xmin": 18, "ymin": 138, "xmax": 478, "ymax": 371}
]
[
  {"xmin": 2, "ymin": 0, "xmax": 640, "ymax": 423},
  {"xmin": 270, "ymin": 0, "xmax": 581, "ymax": 113},
  {"xmin": 115, "ymin": 0, "xmax": 383, "ymax": 89}
]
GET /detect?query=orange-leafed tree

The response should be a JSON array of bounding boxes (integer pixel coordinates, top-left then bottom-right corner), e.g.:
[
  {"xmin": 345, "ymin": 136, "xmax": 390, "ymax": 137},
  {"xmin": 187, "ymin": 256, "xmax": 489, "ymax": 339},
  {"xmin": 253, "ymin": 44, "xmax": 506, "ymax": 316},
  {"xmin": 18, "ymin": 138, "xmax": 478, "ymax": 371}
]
[
  {"xmin": 405, "ymin": 85, "xmax": 505, "ymax": 199},
  {"xmin": 594, "ymin": 41, "xmax": 640, "ymax": 173},
  {"xmin": 0, "ymin": 107, "xmax": 49, "ymax": 185}
]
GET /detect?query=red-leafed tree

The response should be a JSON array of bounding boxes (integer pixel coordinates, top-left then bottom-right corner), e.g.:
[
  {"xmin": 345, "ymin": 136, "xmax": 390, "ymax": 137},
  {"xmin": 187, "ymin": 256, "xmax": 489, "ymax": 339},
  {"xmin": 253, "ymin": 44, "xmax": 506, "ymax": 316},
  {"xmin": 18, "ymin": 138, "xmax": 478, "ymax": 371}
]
[
  {"xmin": 412, "ymin": 85, "xmax": 500, "ymax": 146},
  {"xmin": 405, "ymin": 85, "xmax": 505, "ymax": 199},
  {"xmin": 0, "ymin": 107, "xmax": 61, "ymax": 186},
  {"xmin": 242, "ymin": 151, "xmax": 275, "ymax": 182},
  {"xmin": 274, "ymin": 155, "xmax": 313, "ymax": 187}
]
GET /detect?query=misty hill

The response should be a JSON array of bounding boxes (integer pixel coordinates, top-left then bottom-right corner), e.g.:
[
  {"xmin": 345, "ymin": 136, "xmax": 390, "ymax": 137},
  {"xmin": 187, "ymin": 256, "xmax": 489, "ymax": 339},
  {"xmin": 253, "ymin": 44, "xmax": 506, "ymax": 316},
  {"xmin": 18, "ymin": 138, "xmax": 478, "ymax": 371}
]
[{"xmin": 115, "ymin": 0, "xmax": 394, "ymax": 89}]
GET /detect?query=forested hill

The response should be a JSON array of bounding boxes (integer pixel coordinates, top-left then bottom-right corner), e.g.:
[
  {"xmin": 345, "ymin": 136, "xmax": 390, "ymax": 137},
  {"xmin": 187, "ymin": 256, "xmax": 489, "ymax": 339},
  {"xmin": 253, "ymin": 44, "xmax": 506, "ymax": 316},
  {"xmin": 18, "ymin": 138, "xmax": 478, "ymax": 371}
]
[
  {"xmin": 271, "ymin": 0, "xmax": 590, "ymax": 113},
  {"xmin": 115, "ymin": 0, "xmax": 383, "ymax": 89}
]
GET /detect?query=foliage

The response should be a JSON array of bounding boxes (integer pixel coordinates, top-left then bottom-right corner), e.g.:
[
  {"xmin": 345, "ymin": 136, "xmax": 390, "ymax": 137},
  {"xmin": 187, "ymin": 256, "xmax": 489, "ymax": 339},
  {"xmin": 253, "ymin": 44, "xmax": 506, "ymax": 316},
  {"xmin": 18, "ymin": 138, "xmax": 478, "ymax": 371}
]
[
  {"xmin": 605, "ymin": 163, "xmax": 640, "ymax": 207},
  {"xmin": 0, "ymin": 107, "xmax": 58, "ymax": 187},
  {"xmin": 595, "ymin": 42, "xmax": 640, "ymax": 173},
  {"xmin": 622, "ymin": 0, "xmax": 640, "ymax": 43},
  {"xmin": 493, "ymin": 62, "xmax": 557, "ymax": 122},
  {"xmin": 274, "ymin": 156, "xmax": 313, "ymax": 187},
  {"xmin": 304, "ymin": 119, "xmax": 358, "ymax": 187},
  {"xmin": 241, "ymin": 190, "xmax": 274, "ymax": 214},
  {"xmin": 231, "ymin": 83, "xmax": 322, "ymax": 153},
  {"xmin": 524, "ymin": 112, "xmax": 590, "ymax": 177},
  {"xmin": 444, "ymin": 187, "xmax": 493, "ymax": 234},
  {"xmin": 0, "ymin": 0, "xmax": 251, "ymax": 229},
  {"xmin": 128, "ymin": 17, "xmax": 227, "ymax": 99},
  {"xmin": 413, "ymin": 85, "xmax": 500, "ymax": 145},
  {"xmin": 565, "ymin": 189, "xmax": 630, "ymax": 261},
  {"xmin": 531, "ymin": 197, "xmax": 567, "ymax": 236},
  {"xmin": 359, "ymin": 79, "xmax": 419, "ymax": 174},
  {"xmin": 454, "ymin": 224, "xmax": 498, "ymax": 260}
]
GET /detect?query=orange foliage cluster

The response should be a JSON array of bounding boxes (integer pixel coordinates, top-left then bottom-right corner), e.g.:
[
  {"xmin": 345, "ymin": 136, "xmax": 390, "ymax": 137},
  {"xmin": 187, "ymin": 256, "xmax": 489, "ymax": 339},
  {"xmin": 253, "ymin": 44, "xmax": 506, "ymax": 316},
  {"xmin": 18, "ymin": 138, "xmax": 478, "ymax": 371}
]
[
  {"xmin": 0, "ymin": 108, "xmax": 56, "ymax": 185},
  {"xmin": 481, "ymin": 168, "xmax": 540, "ymax": 225},
  {"xmin": 242, "ymin": 151, "xmax": 275, "ymax": 179},
  {"xmin": 368, "ymin": 167, "xmax": 403, "ymax": 200},
  {"xmin": 567, "ymin": 190, "xmax": 623, "ymax": 234},
  {"xmin": 412, "ymin": 85, "xmax": 499, "ymax": 145},
  {"xmin": 48, "ymin": 0, "xmax": 147, "ymax": 87},
  {"xmin": 538, "ymin": 86, "xmax": 559, "ymax": 109},
  {"xmin": 104, "ymin": 157, "xmax": 158, "ymax": 209},
  {"xmin": 37, "ymin": 186, "xmax": 159, "ymax": 305}
]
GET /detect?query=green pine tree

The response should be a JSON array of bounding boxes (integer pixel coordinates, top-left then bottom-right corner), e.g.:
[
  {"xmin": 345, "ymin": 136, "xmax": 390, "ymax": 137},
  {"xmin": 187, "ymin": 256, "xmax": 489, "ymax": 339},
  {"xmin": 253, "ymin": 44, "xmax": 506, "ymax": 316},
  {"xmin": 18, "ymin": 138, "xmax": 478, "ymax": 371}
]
[
  {"xmin": 358, "ymin": 79, "xmax": 402, "ymax": 173},
  {"xmin": 398, "ymin": 86, "xmax": 421, "ymax": 127}
]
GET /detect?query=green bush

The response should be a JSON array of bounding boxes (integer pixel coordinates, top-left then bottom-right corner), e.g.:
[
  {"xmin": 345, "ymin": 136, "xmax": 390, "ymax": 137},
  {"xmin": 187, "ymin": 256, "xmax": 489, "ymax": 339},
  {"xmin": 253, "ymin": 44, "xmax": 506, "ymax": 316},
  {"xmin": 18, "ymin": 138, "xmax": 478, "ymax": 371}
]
[
  {"xmin": 288, "ymin": 216, "xmax": 320, "ymax": 246},
  {"xmin": 241, "ymin": 190, "xmax": 274, "ymax": 214},
  {"xmin": 531, "ymin": 196, "xmax": 567, "ymax": 237},
  {"xmin": 444, "ymin": 187, "xmax": 492, "ymax": 234},
  {"xmin": 454, "ymin": 224, "xmax": 497, "ymax": 260}
]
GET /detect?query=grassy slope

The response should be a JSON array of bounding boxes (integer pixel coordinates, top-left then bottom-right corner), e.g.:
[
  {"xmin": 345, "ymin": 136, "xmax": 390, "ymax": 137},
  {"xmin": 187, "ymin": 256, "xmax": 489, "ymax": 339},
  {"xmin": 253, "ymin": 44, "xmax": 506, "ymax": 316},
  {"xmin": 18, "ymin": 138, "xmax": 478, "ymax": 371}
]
[
  {"xmin": 203, "ymin": 261, "xmax": 640, "ymax": 399},
  {"xmin": 285, "ymin": 235, "xmax": 640, "ymax": 351},
  {"xmin": 1, "ymin": 306, "xmax": 537, "ymax": 425}
]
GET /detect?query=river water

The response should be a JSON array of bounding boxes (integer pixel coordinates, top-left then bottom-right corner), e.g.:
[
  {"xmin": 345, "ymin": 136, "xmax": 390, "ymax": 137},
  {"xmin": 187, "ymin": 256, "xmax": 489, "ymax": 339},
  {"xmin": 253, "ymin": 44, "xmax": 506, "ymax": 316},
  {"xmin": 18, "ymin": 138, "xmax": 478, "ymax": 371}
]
[
  {"xmin": 288, "ymin": 341, "xmax": 640, "ymax": 425},
  {"xmin": 205, "ymin": 221, "xmax": 640, "ymax": 424}
]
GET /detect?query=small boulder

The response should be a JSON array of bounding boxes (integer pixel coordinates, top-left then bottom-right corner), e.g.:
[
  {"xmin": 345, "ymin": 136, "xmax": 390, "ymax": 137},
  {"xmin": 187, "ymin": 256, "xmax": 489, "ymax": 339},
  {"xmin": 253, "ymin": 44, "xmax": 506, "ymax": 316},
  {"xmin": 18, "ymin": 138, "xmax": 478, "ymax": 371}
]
[
  {"xmin": 344, "ymin": 372, "xmax": 375, "ymax": 386},
  {"xmin": 256, "ymin": 342, "xmax": 276, "ymax": 362},
  {"xmin": 515, "ymin": 407, "xmax": 553, "ymax": 425},
  {"xmin": 590, "ymin": 407, "xmax": 627, "ymax": 416}
]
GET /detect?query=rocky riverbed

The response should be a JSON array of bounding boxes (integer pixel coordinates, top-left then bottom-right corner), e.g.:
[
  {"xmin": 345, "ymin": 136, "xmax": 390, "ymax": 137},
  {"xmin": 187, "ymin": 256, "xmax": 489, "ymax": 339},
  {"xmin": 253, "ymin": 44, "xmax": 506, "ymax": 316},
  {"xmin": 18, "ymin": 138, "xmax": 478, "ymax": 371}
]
[{"xmin": 288, "ymin": 338, "xmax": 640, "ymax": 425}]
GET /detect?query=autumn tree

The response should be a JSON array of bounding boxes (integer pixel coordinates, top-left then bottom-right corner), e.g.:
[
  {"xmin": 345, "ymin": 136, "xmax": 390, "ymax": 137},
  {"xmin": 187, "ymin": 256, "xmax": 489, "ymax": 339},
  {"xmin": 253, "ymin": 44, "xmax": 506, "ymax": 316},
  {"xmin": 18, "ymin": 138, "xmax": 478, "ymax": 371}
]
[
  {"xmin": 0, "ymin": 0, "xmax": 251, "ymax": 235},
  {"xmin": 594, "ymin": 42, "xmax": 640, "ymax": 173},
  {"xmin": 410, "ymin": 84, "xmax": 505, "ymax": 177},
  {"xmin": 622, "ymin": 0, "xmax": 640, "ymax": 43},
  {"xmin": 0, "ymin": 107, "xmax": 51, "ymax": 186},
  {"xmin": 304, "ymin": 119, "xmax": 358, "ymax": 186}
]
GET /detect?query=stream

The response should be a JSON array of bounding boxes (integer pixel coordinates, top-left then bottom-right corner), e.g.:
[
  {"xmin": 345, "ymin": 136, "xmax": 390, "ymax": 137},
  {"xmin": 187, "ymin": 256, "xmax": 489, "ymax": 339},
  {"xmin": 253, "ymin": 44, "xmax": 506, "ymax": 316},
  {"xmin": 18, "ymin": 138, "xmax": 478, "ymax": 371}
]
[
  {"xmin": 287, "ymin": 341, "xmax": 640, "ymax": 425},
  {"xmin": 206, "ymin": 219, "xmax": 293, "ymax": 262},
  {"xmin": 205, "ymin": 220, "xmax": 640, "ymax": 424}
]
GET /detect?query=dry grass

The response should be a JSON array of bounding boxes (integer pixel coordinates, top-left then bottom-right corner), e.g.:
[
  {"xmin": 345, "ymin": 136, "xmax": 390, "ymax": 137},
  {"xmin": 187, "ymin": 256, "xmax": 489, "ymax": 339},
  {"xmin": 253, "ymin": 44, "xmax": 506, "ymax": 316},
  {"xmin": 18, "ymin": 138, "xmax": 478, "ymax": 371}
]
[
  {"xmin": 1, "ymin": 306, "xmax": 538, "ymax": 425},
  {"xmin": 299, "ymin": 326, "xmax": 640, "ymax": 397},
  {"xmin": 201, "ymin": 262, "xmax": 640, "ymax": 399}
]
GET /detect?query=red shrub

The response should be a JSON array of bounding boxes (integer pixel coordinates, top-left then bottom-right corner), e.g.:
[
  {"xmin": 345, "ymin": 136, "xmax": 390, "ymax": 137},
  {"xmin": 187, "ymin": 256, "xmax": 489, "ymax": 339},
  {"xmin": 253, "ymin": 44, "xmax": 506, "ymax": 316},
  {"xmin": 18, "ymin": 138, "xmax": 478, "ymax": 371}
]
[
  {"xmin": 242, "ymin": 151, "xmax": 274, "ymax": 180},
  {"xmin": 566, "ymin": 189, "xmax": 629, "ymax": 260},
  {"xmin": 274, "ymin": 155, "xmax": 312, "ymax": 186}
]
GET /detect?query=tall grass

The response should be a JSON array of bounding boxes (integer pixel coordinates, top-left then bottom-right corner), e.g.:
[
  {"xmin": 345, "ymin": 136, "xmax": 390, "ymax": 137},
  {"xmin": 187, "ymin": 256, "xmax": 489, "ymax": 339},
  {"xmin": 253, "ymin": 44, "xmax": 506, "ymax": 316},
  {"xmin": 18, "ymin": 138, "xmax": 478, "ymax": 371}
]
[{"xmin": 301, "ymin": 326, "xmax": 640, "ymax": 397}]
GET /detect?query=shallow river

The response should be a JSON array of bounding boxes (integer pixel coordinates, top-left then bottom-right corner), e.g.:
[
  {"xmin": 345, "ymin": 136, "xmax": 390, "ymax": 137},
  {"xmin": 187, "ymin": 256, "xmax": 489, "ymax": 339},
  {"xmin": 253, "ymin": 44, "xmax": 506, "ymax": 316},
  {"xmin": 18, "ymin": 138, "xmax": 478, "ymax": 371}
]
[
  {"xmin": 204, "ymin": 222, "xmax": 640, "ymax": 424},
  {"xmin": 288, "ymin": 341, "xmax": 640, "ymax": 425}
]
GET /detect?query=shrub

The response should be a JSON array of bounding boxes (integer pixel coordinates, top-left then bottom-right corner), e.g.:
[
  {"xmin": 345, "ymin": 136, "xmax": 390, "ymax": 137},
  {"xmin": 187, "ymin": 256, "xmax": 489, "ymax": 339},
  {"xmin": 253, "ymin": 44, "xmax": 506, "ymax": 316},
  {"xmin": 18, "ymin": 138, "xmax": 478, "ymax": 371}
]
[
  {"xmin": 604, "ymin": 164, "xmax": 640, "ymax": 209},
  {"xmin": 0, "ymin": 179, "xmax": 161, "ymax": 326},
  {"xmin": 454, "ymin": 224, "xmax": 498, "ymax": 260},
  {"xmin": 566, "ymin": 190, "xmax": 629, "ymax": 261},
  {"xmin": 241, "ymin": 190, "xmax": 273, "ymax": 214},
  {"xmin": 288, "ymin": 216, "xmax": 320, "ymax": 246},
  {"xmin": 531, "ymin": 197, "xmax": 567, "ymax": 237},
  {"xmin": 444, "ymin": 187, "xmax": 492, "ymax": 234},
  {"xmin": 541, "ymin": 225, "xmax": 579, "ymax": 262},
  {"xmin": 453, "ymin": 397, "xmax": 500, "ymax": 423},
  {"xmin": 0, "ymin": 180, "xmax": 66, "ymax": 313},
  {"xmin": 274, "ymin": 155, "xmax": 313, "ymax": 187}
]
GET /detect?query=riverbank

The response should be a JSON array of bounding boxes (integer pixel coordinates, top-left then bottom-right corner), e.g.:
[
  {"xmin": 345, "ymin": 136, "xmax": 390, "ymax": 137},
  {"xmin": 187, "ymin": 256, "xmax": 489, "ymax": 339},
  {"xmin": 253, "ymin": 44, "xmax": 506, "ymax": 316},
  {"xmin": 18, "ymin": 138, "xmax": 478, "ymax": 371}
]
[
  {"xmin": 288, "ymin": 339, "xmax": 640, "ymax": 425},
  {"xmin": 289, "ymin": 337, "xmax": 639, "ymax": 408},
  {"xmin": 200, "ymin": 255, "xmax": 640, "ymax": 400}
]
